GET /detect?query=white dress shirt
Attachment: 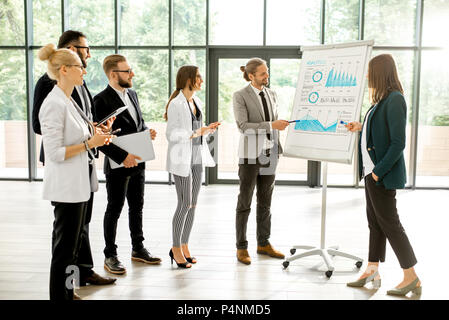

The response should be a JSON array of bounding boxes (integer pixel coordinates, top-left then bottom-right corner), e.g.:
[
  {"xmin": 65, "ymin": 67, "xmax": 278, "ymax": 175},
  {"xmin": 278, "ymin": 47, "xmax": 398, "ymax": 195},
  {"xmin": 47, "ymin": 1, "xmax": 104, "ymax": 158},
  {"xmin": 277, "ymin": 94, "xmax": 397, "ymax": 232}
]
[
  {"xmin": 112, "ymin": 86, "xmax": 139, "ymax": 126},
  {"xmin": 250, "ymin": 84, "xmax": 274, "ymax": 150},
  {"xmin": 361, "ymin": 108, "xmax": 375, "ymax": 177}
]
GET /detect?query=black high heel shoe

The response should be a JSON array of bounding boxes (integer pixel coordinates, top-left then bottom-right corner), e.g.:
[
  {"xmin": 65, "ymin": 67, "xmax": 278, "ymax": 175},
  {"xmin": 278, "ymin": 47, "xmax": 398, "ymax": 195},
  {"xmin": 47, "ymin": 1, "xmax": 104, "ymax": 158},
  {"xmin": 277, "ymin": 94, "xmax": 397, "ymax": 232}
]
[
  {"xmin": 169, "ymin": 249, "xmax": 191, "ymax": 268},
  {"xmin": 184, "ymin": 256, "xmax": 197, "ymax": 264}
]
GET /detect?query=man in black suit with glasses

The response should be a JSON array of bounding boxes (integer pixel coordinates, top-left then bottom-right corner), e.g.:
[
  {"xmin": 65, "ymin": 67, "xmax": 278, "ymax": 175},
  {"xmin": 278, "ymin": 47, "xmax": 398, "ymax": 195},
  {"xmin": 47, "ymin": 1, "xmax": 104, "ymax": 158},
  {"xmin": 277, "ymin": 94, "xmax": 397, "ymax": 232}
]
[{"xmin": 93, "ymin": 54, "xmax": 161, "ymax": 275}]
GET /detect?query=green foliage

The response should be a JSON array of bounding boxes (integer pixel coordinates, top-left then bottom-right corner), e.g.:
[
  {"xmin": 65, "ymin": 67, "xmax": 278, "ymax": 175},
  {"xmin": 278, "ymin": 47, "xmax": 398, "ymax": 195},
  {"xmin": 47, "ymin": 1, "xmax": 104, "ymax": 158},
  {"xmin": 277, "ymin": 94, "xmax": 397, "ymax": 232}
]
[
  {"xmin": 123, "ymin": 49, "xmax": 169, "ymax": 121},
  {"xmin": 0, "ymin": 49, "xmax": 26, "ymax": 120},
  {"xmin": 33, "ymin": 0, "xmax": 61, "ymax": 45},
  {"xmin": 432, "ymin": 115, "xmax": 449, "ymax": 126},
  {"xmin": 173, "ymin": 0, "xmax": 206, "ymax": 45},
  {"xmin": 69, "ymin": 0, "xmax": 115, "ymax": 45},
  {"xmin": 325, "ymin": 0, "xmax": 359, "ymax": 43},
  {"xmin": 0, "ymin": 0, "xmax": 24, "ymax": 45},
  {"xmin": 365, "ymin": 0, "xmax": 416, "ymax": 45},
  {"xmin": 121, "ymin": 0, "xmax": 168, "ymax": 45},
  {"xmin": 0, "ymin": 0, "xmax": 448, "ymax": 129}
]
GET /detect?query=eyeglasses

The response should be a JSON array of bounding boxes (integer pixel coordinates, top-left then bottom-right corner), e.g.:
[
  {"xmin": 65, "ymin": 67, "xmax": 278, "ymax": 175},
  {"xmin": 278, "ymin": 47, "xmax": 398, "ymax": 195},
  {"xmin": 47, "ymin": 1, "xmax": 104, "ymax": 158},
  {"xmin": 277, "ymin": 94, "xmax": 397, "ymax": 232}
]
[
  {"xmin": 66, "ymin": 64, "xmax": 85, "ymax": 70},
  {"xmin": 112, "ymin": 69, "xmax": 133, "ymax": 74},
  {"xmin": 73, "ymin": 45, "xmax": 90, "ymax": 54}
]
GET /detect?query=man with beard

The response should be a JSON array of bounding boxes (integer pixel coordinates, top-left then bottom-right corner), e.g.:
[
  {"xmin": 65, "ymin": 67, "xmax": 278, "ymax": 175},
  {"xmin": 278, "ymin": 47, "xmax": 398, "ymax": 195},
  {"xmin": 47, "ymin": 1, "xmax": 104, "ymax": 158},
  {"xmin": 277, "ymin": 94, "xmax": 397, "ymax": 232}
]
[
  {"xmin": 32, "ymin": 30, "xmax": 116, "ymax": 295},
  {"xmin": 93, "ymin": 54, "xmax": 161, "ymax": 275},
  {"xmin": 233, "ymin": 57, "xmax": 290, "ymax": 265}
]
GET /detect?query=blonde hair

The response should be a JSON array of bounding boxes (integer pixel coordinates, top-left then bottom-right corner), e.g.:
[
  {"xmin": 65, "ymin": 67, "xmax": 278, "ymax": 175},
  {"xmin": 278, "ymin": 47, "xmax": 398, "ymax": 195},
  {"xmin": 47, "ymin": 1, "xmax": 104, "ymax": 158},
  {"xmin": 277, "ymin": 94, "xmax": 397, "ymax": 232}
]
[
  {"xmin": 103, "ymin": 54, "xmax": 127, "ymax": 77},
  {"xmin": 240, "ymin": 57, "xmax": 266, "ymax": 82},
  {"xmin": 38, "ymin": 43, "xmax": 80, "ymax": 80}
]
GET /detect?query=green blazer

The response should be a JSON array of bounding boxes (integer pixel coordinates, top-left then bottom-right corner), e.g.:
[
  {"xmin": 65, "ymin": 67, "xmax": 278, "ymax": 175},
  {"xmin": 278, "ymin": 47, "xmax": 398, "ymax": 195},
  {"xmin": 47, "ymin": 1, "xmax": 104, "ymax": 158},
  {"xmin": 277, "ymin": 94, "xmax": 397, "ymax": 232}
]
[{"xmin": 358, "ymin": 91, "xmax": 407, "ymax": 190}]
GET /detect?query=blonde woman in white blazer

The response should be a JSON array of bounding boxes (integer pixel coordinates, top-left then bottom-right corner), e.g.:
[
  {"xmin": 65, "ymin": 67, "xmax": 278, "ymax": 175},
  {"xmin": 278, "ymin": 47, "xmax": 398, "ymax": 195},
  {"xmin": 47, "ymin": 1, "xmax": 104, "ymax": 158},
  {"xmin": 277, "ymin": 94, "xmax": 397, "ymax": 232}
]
[
  {"xmin": 38, "ymin": 44, "xmax": 113, "ymax": 300},
  {"xmin": 165, "ymin": 65, "xmax": 220, "ymax": 268}
]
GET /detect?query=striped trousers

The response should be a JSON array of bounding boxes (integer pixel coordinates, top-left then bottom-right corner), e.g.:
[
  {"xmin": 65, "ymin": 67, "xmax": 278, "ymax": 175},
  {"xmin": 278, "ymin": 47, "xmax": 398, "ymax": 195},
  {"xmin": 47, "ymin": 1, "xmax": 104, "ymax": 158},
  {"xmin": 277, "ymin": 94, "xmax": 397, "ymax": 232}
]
[{"xmin": 172, "ymin": 164, "xmax": 203, "ymax": 247}]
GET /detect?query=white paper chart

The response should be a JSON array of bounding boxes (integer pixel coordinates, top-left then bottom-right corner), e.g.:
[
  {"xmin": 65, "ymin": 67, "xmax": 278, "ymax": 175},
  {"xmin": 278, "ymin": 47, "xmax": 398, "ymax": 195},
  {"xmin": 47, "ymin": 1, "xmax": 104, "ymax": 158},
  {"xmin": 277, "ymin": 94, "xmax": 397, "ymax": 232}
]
[{"xmin": 284, "ymin": 40, "xmax": 373, "ymax": 164}]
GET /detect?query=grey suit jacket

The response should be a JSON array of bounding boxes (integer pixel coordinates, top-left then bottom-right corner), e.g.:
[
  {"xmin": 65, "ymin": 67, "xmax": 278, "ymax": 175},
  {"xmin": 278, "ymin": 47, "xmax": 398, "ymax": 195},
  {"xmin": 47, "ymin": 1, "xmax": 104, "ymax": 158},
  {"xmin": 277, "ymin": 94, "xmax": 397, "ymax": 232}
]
[{"xmin": 233, "ymin": 84, "xmax": 283, "ymax": 159}]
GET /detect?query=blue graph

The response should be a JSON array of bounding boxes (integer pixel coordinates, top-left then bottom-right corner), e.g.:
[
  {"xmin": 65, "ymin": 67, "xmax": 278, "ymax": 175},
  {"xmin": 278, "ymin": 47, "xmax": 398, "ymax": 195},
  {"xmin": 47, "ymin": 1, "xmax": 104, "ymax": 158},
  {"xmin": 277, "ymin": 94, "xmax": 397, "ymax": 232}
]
[
  {"xmin": 294, "ymin": 114, "xmax": 338, "ymax": 133},
  {"xmin": 325, "ymin": 69, "xmax": 357, "ymax": 88}
]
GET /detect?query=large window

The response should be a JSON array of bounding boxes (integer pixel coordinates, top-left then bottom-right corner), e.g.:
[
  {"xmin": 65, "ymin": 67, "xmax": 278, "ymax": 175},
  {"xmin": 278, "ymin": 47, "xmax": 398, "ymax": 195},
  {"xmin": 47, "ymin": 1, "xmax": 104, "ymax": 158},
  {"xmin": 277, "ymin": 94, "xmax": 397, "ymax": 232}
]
[
  {"xmin": 266, "ymin": 0, "xmax": 321, "ymax": 46},
  {"xmin": 364, "ymin": 0, "xmax": 416, "ymax": 46},
  {"xmin": 68, "ymin": 0, "xmax": 115, "ymax": 46},
  {"xmin": 209, "ymin": 0, "xmax": 264, "ymax": 45},
  {"xmin": 1, "ymin": 0, "xmax": 448, "ymax": 188},
  {"xmin": 121, "ymin": 0, "xmax": 169, "ymax": 46},
  {"xmin": 0, "ymin": 49, "xmax": 28, "ymax": 178},
  {"xmin": 416, "ymin": 50, "xmax": 449, "ymax": 187},
  {"xmin": 325, "ymin": 0, "xmax": 359, "ymax": 44}
]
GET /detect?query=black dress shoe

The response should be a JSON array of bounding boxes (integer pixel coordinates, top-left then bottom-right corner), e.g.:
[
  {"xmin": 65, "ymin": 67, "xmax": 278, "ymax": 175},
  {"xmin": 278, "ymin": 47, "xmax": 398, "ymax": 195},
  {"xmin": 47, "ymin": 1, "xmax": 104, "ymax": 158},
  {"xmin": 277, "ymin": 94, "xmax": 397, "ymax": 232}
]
[
  {"xmin": 131, "ymin": 248, "xmax": 162, "ymax": 265},
  {"xmin": 80, "ymin": 271, "xmax": 117, "ymax": 286},
  {"xmin": 104, "ymin": 256, "xmax": 126, "ymax": 275}
]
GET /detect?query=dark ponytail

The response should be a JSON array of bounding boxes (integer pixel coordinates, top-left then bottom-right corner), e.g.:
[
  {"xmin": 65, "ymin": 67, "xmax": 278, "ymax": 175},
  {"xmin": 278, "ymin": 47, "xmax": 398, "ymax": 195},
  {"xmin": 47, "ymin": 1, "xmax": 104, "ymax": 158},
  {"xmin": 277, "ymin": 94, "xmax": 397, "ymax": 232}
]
[
  {"xmin": 164, "ymin": 65, "xmax": 199, "ymax": 121},
  {"xmin": 164, "ymin": 89, "xmax": 181, "ymax": 121}
]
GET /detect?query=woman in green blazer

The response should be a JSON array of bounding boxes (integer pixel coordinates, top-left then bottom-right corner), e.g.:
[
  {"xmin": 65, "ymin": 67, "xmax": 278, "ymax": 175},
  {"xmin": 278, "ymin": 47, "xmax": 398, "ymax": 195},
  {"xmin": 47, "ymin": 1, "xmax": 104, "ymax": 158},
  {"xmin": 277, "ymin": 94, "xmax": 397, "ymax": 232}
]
[{"xmin": 345, "ymin": 54, "xmax": 421, "ymax": 297}]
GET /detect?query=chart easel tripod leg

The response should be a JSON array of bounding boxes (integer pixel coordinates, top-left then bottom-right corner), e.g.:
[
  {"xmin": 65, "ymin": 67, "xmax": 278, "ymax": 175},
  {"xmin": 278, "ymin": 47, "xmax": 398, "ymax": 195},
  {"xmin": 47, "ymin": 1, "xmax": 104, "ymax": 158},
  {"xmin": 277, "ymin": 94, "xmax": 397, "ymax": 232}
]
[{"xmin": 283, "ymin": 162, "xmax": 364, "ymax": 278}]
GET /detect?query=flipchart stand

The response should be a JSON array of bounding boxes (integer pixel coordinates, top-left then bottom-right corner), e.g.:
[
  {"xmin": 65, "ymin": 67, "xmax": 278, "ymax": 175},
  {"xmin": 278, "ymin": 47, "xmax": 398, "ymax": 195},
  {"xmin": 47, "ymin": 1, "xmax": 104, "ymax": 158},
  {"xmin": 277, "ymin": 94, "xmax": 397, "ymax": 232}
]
[{"xmin": 282, "ymin": 161, "xmax": 363, "ymax": 278}]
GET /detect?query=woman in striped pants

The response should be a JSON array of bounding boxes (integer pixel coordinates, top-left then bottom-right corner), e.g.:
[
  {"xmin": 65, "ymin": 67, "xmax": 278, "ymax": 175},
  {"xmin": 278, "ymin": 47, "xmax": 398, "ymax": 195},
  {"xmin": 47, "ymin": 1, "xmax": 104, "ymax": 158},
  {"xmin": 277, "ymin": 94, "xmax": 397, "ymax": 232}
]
[{"xmin": 165, "ymin": 65, "xmax": 220, "ymax": 268}]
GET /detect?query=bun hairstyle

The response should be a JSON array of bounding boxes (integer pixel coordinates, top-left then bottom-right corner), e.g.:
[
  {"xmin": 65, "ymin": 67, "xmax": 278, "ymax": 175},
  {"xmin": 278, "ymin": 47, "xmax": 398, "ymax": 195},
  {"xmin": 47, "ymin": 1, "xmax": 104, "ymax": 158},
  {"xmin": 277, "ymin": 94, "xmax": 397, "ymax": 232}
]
[
  {"xmin": 38, "ymin": 43, "xmax": 57, "ymax": 61},
  {"xmin": 240, "ymin": 57, "xmax": 266, "ymax": 82},
  {"xmin": 38, "ymin": 43, "xmax": 80, "ymax": 80}
]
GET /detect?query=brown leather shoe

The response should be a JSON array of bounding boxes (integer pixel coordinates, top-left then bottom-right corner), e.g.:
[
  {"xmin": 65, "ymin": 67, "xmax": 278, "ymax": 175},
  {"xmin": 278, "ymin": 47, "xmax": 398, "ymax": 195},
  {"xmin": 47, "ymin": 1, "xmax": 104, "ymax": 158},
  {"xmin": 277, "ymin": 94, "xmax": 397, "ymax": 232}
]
[
  {"xmin": 80, "ymin": 271, "xmax": 117, "ymax": 286},
  {"xmin": 257, "ymin": 244, "xmax": 285, "ymax": 259},
  {"xmin": 237, "ymin": 249, "xmax": 251, "ymax": 265},
  {"xmin": 73, "ymin": 292, "xmax": 82, "ymax": 300}
]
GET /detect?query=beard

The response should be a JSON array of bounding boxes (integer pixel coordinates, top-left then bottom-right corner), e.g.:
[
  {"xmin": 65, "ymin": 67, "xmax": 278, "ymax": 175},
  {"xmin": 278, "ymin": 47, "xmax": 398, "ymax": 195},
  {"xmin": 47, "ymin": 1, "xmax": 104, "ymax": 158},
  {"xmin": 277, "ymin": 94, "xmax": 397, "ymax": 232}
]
[
  {"xmin": 76, "ymin": 50, "xmax": 87, "ymax": 68},
  {"xmin": 256, "ymin": 78, "xmax": 268, "ymax": 87},
  {"xmin": 118, "ymin": 78, "xmax": 132, "ymax": 88}
]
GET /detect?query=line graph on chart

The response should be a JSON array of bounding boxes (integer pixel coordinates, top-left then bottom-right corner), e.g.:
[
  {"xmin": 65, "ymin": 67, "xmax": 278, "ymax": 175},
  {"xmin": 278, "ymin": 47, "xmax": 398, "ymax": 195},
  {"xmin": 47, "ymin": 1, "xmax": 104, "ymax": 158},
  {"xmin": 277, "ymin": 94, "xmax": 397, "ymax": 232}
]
[{"xmin": 293, "ymin": 107, "xmax": 352, "ymax": 134}]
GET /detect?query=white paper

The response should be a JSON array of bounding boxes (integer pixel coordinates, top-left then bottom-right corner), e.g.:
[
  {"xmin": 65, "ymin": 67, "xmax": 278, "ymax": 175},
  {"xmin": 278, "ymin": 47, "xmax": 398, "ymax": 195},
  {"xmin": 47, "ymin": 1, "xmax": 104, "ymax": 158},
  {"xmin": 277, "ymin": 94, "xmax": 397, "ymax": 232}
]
[
  {"xmin": 284, "ymin": 40, "xmax": 373, "ymax": 164},
  {"xmin": 109, "ymin": 130, "xmax": 155, "ymax": 169}
]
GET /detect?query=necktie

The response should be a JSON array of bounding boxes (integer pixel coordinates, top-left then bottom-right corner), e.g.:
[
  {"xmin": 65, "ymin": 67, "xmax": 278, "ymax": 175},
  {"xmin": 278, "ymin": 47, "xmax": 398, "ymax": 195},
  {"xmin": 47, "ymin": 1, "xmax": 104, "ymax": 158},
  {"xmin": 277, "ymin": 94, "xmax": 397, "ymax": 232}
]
[{"xmin": 259, "ymin": 91, "xmax": 271, "ymax": 140}]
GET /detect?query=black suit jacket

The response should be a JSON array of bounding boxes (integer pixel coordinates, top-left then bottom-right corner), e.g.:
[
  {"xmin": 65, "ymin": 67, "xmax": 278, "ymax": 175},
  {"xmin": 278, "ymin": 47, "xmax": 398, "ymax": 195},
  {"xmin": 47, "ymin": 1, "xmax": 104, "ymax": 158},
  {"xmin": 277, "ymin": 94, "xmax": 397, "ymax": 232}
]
[
  {"xmin": 93, "ymin": 85, "xmax": 148, "ymax": 175},
  {"xmin": 32, "ymin": 73, "xmax": 95, "ymax": 164}
]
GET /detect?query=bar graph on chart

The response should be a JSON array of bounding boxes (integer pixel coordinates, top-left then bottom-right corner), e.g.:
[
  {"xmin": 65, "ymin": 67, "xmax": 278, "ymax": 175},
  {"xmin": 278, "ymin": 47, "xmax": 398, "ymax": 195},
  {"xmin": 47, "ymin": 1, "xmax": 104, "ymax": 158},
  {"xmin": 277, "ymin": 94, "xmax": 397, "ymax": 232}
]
[{"xmin": 325, "ymin": 68, "xmax": 357, "ymax": 87}]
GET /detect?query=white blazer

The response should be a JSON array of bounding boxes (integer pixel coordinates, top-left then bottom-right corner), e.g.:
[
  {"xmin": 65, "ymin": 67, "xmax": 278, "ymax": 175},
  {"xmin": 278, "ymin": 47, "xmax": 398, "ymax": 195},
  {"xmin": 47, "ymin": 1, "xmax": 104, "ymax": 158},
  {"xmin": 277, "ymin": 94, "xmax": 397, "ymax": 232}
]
[
  {"xmin": 165, "ymin": 90, "xmax": 215, "ymax": 177},
  {"xmin": 39, "ymin": 86, "xmax": 94, "ymax": 203}
]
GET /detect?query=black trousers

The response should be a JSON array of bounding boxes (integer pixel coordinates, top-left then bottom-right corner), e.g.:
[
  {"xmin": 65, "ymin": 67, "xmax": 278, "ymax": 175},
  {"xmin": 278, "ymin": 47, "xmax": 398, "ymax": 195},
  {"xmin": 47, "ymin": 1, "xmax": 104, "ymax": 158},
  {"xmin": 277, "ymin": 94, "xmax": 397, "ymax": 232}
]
[
  {"xmin": 50, "ymin": 201, "xmax": 88, "ymax": 300},
  {"xmin": 365, "ymin": 173, "xmax": 417, "ymax": 269},
  {"xmin": 235, "ymin": 152, "xmax": 278, "ymax": 250},
  {"xmin": 104, "ymin": 169, "xmax": 145, "ymax": 258},
  {"xmin": 77, "ymin": 190, "xmax": 94, "ymax": 280}
]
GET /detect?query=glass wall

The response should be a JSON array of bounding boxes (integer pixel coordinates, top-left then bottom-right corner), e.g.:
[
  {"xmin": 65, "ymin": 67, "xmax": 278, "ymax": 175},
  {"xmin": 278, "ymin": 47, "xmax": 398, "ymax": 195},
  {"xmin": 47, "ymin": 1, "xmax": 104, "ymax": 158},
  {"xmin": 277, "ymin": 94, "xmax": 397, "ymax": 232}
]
[
  {"xmin": 0, "ymin": 0, "xmax": 27, "ymax": 178},
  {"xmin": 0, "ymin": 49, "xmax": 28, "ymax": 179},
  {"xmin": 0, "ymin": 0, "xmax": 448, "ymax": 188}
]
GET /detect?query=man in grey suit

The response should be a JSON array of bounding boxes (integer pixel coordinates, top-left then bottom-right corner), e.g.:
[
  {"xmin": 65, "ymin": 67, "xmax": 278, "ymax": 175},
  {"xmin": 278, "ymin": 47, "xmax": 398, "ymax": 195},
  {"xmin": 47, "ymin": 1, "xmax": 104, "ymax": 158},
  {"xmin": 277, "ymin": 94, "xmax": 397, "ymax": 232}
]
[{"xmin": 233, "ymin": 57, "xmax": 290, "ymax": 265}]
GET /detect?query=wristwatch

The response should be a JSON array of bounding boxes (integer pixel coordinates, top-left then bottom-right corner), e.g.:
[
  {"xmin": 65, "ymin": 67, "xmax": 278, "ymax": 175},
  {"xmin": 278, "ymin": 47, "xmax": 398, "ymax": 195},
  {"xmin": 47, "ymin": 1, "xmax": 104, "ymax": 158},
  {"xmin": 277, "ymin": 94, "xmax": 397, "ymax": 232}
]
[{"xmin": 83, "ymin": 140, "xmax": 90, "ymax": 151}]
